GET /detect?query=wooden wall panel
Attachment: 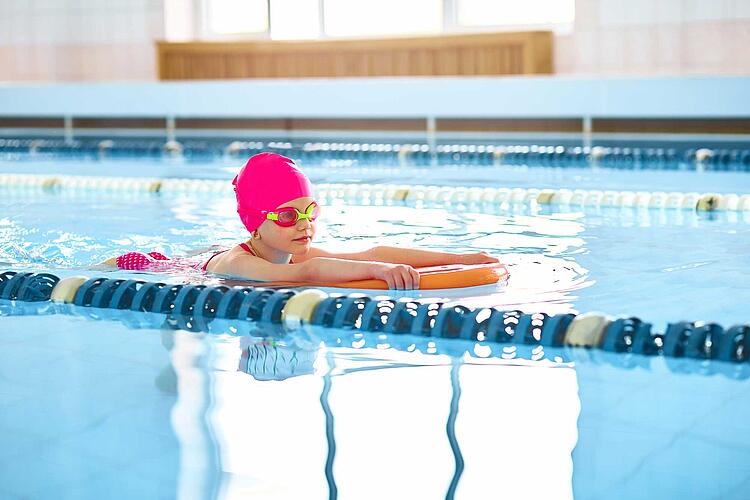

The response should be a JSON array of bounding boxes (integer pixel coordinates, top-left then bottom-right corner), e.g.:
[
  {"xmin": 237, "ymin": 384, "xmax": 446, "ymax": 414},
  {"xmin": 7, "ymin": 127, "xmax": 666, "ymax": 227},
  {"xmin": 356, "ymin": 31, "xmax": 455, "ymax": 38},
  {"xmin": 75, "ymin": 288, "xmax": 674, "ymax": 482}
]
[
  {"xmin": 175, "ymin": 117, "xmax": 426, "ymax": 131},
  {"xmin": 0, "ymin": 117, "xmax": 65, "ymax": 128},
  {"xmin": 7, "ymin": 116, "xmax": 749, "ymax": 136},
  {"xmin": 438, "ymin": 118, "xmax": 583, "ymax": 133},
  {"xmin": 157, "ymin": 32, "xmax": 553, "ymax": 80},
  {"xmin": 73, "ymin": 118, "xmax": 166, "ymax": 129},
  {"xmin": 593, "ymin": 118, "xmax": 750, "ymax": 134}
]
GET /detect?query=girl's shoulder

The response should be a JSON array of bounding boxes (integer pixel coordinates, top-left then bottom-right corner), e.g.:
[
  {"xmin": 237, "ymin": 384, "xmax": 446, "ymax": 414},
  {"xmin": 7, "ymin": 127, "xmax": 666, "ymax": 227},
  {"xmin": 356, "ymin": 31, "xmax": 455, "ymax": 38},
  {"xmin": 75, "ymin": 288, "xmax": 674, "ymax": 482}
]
[{"xmin": 205, "ymin": 242, "xmax": 258, "ymax": 273}]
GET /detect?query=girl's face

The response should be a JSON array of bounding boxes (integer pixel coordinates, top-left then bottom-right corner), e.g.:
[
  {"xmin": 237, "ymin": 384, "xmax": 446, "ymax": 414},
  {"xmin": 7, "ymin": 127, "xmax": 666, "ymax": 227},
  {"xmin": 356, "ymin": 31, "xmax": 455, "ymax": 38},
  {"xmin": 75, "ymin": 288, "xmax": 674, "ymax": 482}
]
[{"xmin": 257, "ymin": 196, "xmax": 317, "ymax": 255}]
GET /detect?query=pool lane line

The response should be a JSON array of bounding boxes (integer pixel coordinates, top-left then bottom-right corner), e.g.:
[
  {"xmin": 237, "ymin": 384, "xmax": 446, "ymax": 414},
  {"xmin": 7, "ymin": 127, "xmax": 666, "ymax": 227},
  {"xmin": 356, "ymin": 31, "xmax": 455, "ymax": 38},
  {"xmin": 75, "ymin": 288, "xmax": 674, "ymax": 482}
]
[
  {"xmin": 2, "ymin": 270, "xmax": 749, "ymax": 366},
  {"xmin": 2, "ymin": 173, "xmax": 750, "ymax": 212}
]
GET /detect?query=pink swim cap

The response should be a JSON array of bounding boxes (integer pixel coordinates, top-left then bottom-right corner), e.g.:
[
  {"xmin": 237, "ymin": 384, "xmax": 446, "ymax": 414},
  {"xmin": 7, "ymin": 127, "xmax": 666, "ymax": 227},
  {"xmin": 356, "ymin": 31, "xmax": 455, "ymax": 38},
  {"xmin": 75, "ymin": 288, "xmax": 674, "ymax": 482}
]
[{"xmin": 233, "ymin": 152, "xmax": 313, "ymax": 232}]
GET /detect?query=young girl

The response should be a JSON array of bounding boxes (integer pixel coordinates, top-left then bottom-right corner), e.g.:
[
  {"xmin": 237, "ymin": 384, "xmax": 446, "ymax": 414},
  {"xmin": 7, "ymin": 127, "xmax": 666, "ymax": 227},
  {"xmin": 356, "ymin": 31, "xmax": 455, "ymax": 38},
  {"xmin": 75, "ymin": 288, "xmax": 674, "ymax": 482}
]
[{"xmin": 112, "ymin": 152, "xmax": 498, "ymax": 290}]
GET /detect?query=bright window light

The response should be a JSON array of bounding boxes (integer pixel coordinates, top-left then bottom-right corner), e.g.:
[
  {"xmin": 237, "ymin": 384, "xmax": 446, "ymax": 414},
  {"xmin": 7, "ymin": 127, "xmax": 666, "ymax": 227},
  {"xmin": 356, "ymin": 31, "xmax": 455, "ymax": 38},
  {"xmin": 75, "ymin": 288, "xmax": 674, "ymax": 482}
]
[
  {"xmin": 208, "ymin": 0, "xmax": 269, "ymax": 34},
  {"xmin": 324, "ymin": 0, "xmax": 442, "ymax": 37},
  {"xmin": 457, "ymin": 0, "xmax": 575, "ymax": 27},
  {"xmin": 270, "ymin": 0, "xmax": 321, "ymax": 40}
]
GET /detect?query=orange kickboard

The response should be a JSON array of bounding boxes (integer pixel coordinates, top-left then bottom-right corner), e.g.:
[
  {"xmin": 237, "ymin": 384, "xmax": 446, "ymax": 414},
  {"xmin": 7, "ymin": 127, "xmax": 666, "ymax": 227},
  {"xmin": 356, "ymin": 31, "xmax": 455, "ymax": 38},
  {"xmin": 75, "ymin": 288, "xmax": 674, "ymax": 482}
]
[{"xmin": 223, "ymin": 263, "xmax": 509, "ymax": 290}]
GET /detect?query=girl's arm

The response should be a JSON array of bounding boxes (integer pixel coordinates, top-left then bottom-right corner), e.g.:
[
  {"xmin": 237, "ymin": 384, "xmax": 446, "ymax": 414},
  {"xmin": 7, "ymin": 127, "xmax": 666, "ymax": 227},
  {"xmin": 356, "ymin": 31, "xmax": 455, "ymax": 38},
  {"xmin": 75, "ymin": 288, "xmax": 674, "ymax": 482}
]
[
  {"xmin": 217, "ymin": 254, "xmax": 420, "ymax": 290},
  {"xmin": 297, "ymin": 245, "xmax": 499, "ymax": 267}
]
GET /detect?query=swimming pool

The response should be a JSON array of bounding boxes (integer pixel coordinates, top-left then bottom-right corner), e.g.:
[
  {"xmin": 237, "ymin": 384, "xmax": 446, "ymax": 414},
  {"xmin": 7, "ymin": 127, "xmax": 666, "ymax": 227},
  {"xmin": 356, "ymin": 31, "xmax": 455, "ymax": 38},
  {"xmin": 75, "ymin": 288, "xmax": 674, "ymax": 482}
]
[{"xmin": 1, "ymin": 149, "xmax": 750, "ymax": 499}]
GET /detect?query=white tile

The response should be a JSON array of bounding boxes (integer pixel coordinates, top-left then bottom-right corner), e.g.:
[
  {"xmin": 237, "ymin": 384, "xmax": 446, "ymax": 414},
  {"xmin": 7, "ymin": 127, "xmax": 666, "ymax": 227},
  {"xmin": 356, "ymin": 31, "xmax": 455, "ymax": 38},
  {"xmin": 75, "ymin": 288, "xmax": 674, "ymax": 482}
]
[
  {"xmin": 148, "ymin": 14, "xmax": 166, "ymax": 41},
  {"xmin": 0, "ymin": 16, "xmax": 11, "ymax": 45},
  {"xmin": 684, "ymin": 22, "xmax": 726, "ymax": 65},
  {"xmin": 0, "ymin": 1, "xmax": 9, "ymax": 25},
  {"xmin": 94, "ymin": 12, "xmax": 121, "ymax": 43},
  {"xmin": 575, "ymin": 0, "xmax": 599, "ymax": 27},
  {"xmin": 127, "ymin": 10, "xmax": 150, "ymax": 43},
  {"xmin": 655, "ymin": 24, "xmax": 684, "ymax": 71},
  {"xmin": 572, "ymin": 30, "xmax": 602, "ymax": 73},
  {"xmin": 146, "ymin": 4, "xmax": 166, "ymax": 38},
  {"xmin": 721, "ymin": 21, "xmax": 750, "ymax": 73},
  {"xmin": 683, "ymin": 0, "xmax": 728, "ymax": 22},
  {"xmin": 108, "ymin": 11, "xmax": 131, "ymax": 43},
  {"xmin": 598, "ymin": 28, "xmax": 625, "ymax": 70},
  {"xmin": 624, "ymin": 0, "xmax": 656, "ymax": 24},
  {"xmin": 131, "ymin": 44, "xmax": 159, "ymax": 80},
  {"xmin": 8, "ymin": 13, "xmax": 33, "ymax": 44},
  {"xmin": 52, "ymin": 14, "xmax": 72, "ymax": 43},
  {"xmin": 30, "ymin": 14, "xmax": 66, "ymax": 44},
  {"xmin": 623, "ymin": 26, "xmax": 657, "ymax": 71},
  {"xmin": 7, "ymin": 49, "xmax": 32, "ymax": 80},
  {"xmin": 599, "ymin": 0, "xmax": 628, "ymax": 26},
  {"xmin": 655, "ymin": 0, "xmax": 684, "ymax": 23},
  {"xmin": 553, "ymin": 33, "xmax": 575, "ymax": 73},
  {"xmin": 33, "ymin": 0, "xmax": 71, "ymax": 12},
  {"xmin": 120, "ymin": 0, "xmax": 147, "ymax": 11},
  {"xmin": 28, "ymin": 44, "xmax": 57, "ymax": 79},
  {"xmin": 4, "ymin": 0, "xmax": 32, "ymax": 14},
  {"xmin": 65, "ymin": 12, "xmax": 87, "ymax": 43},
  {"xmin": 728, "ymin": 0, "xmax": 750, "ymax": 19}
]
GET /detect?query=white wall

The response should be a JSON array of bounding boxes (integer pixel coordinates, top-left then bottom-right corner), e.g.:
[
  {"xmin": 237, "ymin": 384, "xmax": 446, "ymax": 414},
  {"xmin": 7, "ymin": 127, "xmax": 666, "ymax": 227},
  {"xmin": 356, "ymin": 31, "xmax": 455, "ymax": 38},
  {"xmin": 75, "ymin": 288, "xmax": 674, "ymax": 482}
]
[
  {"xmin": 0, "ymin": 0, "xmax": 749, "ymax": 82},
  {"xmin": 557, "ymin": 0, "xmax": 750, "ymax": 76},
  {"xmin": 0, "ymin": 0, "xmax": 165, "ymax": 81}
]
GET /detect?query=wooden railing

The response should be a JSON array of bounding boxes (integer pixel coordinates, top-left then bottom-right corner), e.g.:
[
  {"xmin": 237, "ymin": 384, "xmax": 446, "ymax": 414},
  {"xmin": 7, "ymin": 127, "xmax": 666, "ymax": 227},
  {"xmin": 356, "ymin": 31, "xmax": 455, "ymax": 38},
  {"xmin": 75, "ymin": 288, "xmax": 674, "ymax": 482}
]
[{"xmin": 157, "ymin": 31, "xmax": 553, "ymax": 80}]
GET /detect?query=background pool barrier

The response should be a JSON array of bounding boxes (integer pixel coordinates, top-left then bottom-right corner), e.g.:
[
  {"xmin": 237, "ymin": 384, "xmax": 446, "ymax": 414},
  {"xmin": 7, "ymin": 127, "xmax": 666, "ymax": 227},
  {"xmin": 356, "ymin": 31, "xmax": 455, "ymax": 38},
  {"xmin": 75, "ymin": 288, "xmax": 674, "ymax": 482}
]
[{"xmin": 3, "ymin": 139, "xmax": 750, "ymax": 171}]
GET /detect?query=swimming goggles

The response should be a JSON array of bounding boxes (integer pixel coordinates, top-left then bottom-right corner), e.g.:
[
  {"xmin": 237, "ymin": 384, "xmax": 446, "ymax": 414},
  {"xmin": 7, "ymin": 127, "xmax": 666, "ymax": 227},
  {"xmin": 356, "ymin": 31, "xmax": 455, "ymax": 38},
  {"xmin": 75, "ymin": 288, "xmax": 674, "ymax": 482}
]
[{"xmin": 264, "ymin": 201, "xmax": 320, "ymax": 227}]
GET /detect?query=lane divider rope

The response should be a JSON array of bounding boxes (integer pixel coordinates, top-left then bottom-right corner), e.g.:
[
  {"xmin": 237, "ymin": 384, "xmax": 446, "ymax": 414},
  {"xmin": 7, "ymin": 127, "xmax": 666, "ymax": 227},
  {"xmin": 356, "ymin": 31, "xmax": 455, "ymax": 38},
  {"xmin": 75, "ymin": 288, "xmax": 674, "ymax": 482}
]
[
  {"xmin": 1, "ymin": 174, "xmax": 749, "ymax": 212},
  {"xmin": 2, "ymin": 270, "xmax": 748, "ymax": 365}
]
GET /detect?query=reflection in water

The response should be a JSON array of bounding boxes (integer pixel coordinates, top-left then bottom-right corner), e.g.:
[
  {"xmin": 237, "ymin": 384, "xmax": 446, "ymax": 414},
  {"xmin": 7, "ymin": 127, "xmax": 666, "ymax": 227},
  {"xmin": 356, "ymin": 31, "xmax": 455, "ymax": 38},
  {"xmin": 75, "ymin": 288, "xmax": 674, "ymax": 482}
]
[
  {"xmin": 239, "ymin": 335, "xmax": 319, "ymax": 381},
  {"xmin": 8, "ymin": 299, "xmax": 749, "ymax": 500},
  {"xmin": 143, "ymin": 306, "xmax": 579, "ymax": 499},
  {"xmin": 446, "ymin": 356, "xmax": 465, "ymax": 500},
  {"xmin": 236, "ymin": 332, "xmax": 339, "ymax": 498},
  {"xmin": 321, "ymin": 350, "xmax": 338, "ymax": 500},
  {"xmin": 164, "ymin": 319, "xmax": 578, "ymax": 500}
]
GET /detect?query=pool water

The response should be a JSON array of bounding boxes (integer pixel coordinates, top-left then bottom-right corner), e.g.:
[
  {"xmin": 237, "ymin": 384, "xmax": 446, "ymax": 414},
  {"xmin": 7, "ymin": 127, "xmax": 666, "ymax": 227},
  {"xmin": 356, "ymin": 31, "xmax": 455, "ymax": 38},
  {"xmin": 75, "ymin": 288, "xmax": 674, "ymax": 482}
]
[
  {"xmin": 1, "ymin": 156, "xmax": 750, "ymax": 499},
  {"xmin": 1, "ymin": 159, "xmax": 748, "ymax": 325}
]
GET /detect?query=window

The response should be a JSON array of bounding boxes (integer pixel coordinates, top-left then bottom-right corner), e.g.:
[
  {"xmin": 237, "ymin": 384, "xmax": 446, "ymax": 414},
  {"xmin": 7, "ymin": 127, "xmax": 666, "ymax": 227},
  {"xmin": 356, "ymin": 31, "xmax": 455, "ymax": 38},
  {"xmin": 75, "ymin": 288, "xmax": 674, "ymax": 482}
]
[
  {"xmin": 270, "ymin": 0, "xmax": 321, "ymax": 40},
  {"xmin": 456, "ymin": 0, "xmax": 575, "ymax": 28},
  {"xmin": 324, "ymin": 0, "xmax": 443, "ymax": 37},
  {"xmin": 207, "ymin": 0, "xmax": 269, "ymax": 35},
  {"xmin": 200, "ymin": 0, "xmax": 575, "ymax": 40}
]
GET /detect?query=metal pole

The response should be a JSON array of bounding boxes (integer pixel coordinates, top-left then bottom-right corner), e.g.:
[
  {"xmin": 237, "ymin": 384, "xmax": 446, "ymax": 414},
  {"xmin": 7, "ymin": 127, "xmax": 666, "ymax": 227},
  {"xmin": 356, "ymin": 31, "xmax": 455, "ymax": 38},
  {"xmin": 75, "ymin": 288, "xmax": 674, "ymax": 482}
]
[
  {"xmin": 166, "ymin": 116, "xmax": 176, "ymax": 143},
  {"xmin": 427, "ymin": 116, "xmax": 437, "ymax": 166},
  {"xmin": 582, "ymin": 115, "xmax": 593, "ymax": 149},
  {"xmin": 63, "ymin": 116, "xmax": 74, "ymax": 144}
]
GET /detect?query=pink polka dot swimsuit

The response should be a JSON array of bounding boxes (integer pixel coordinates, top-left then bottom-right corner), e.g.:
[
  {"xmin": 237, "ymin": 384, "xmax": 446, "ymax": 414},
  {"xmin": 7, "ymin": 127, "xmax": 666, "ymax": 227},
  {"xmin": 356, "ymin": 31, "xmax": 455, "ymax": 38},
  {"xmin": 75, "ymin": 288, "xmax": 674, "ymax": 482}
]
[{"xmin": 115, "ymin": 243, "xmax": 257, "ymax": 272}]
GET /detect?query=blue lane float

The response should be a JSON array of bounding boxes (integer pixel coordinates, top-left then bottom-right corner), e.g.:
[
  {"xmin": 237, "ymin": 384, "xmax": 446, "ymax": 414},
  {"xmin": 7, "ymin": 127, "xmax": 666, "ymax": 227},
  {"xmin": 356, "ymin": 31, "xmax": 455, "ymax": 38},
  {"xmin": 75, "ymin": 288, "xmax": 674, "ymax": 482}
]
[
  {"xmin": 3, "ymin": 137, "xmax": 750, "ymax": 171},
  {"xmin": 1, "ymin": 270, "xmax": 748, "ymax": 364}
]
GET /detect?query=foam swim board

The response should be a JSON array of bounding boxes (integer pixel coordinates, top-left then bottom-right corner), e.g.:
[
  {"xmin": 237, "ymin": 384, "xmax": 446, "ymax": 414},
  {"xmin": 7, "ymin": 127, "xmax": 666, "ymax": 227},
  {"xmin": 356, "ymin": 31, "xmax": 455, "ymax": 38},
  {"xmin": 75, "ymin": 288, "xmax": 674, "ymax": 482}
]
[{"xmin": 220, "ymin": 263, "xmax": 508, "ymax": 290}]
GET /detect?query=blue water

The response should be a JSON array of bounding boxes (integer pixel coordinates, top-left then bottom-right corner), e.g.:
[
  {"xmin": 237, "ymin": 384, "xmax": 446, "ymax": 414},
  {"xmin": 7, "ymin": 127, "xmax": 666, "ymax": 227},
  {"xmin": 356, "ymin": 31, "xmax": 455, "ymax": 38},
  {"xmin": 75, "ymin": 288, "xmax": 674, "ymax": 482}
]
[{"xmin": 2, "ymin": 156, "xmax": 750, "ymax": 499}]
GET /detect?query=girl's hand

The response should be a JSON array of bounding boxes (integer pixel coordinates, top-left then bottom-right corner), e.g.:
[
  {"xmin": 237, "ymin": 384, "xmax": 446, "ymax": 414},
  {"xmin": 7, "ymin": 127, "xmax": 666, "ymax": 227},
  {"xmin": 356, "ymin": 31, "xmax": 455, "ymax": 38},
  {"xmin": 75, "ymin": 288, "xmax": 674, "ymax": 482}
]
[
  {"xmin": 457, "ymin": 251, "xmax": 500, "ymax": 265},
  {"xmin": 371, "ymin": 262, "xmax": 420, "ymax": 290}
]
